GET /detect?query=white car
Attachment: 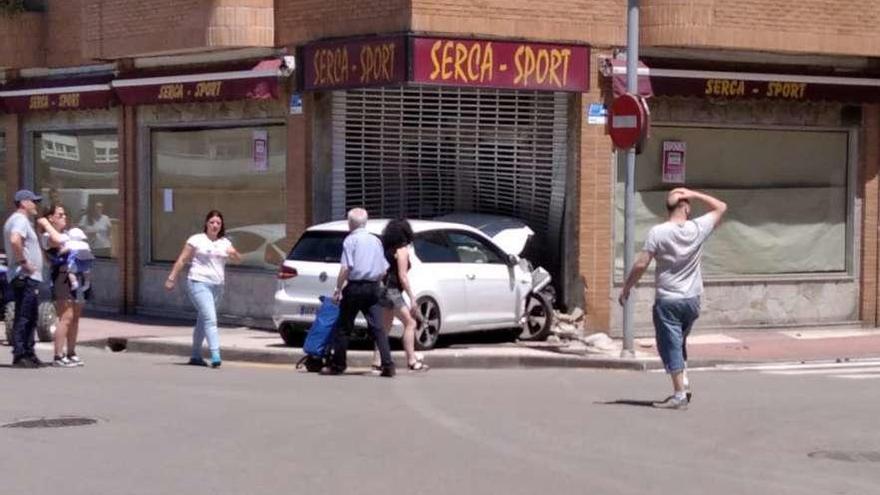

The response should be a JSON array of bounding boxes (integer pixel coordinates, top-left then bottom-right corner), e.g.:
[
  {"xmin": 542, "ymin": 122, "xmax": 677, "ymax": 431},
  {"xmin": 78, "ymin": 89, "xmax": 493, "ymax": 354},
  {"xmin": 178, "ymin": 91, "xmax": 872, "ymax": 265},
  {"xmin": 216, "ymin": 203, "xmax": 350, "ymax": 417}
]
[{"xmin": 272, "ymin": 218, "xmax": 536, "ymax": 350}]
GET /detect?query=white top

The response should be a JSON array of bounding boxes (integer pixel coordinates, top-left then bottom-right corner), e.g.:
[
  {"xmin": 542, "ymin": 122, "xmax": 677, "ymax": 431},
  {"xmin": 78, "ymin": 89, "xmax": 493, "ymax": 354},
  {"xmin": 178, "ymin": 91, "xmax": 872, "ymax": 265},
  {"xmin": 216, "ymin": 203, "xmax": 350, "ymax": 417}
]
[
  {"xmin": 79, "ymin": 214, "xmax": 112, "ymax": 249},
  {"xmin": 187, "ymin": 233, "xmax": 232, "ymax": 285},
  {"xmin": 643, "ymin": 213, "xmax": 716, "ymax": 300}
]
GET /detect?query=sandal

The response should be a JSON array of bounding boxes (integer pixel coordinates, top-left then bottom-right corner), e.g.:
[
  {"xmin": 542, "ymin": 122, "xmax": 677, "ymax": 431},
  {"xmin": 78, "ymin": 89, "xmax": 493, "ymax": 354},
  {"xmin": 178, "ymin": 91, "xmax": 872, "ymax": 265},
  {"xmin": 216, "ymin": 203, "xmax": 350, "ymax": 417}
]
[
  {"xmin": 408, "ymin": 360, "xmax": 429, "ymax": 373},
  {"xmin": 368, "ymin": 364, "xmax": 382, "ymax": 376}
]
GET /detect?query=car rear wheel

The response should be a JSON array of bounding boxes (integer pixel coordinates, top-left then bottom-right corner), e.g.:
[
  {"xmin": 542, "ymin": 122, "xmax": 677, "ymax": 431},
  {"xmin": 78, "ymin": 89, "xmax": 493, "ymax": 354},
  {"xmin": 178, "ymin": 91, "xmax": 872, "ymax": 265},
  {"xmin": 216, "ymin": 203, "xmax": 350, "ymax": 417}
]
[
  {"xmin": 519, "ymin": 292, "xmax": 553, "ymax": 341},
  {"xmin": 4, "ymin": 300, "xmax": 57, "ymax": 344},
  {"xmin": 279, "ymin": 322, "xmax": 308, "ymax": 347},
  {"xmin": 414, "ymin": 297, "xmax": 441, "ymax": 351}
]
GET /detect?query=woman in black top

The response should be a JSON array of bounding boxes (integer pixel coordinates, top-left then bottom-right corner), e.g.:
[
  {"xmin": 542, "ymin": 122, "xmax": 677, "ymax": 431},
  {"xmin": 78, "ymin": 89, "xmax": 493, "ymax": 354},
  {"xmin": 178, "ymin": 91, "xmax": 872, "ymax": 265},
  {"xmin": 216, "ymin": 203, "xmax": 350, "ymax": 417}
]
[{"xmin": 377, "ymin": 219, "xmax": 427, "ymax": 372}]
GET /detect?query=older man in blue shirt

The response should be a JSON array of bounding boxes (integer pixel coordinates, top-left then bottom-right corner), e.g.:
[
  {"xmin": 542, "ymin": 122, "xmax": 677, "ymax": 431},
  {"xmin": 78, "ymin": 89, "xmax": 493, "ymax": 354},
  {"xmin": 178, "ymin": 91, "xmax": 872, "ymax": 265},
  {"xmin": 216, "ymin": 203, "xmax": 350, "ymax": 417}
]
[{"xmin": 323, "ymin": 208, "xmax": 395, "ymax": 377}]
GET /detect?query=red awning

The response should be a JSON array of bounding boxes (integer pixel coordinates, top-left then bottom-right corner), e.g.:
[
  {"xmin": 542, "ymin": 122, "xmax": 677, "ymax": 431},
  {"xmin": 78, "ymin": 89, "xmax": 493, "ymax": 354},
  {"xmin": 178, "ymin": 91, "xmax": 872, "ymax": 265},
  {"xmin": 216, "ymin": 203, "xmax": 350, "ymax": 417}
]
[
  {"xmin": 603, "ymin": 58, "xmax": 880, "ymax": 103},
  {"xmin": 600, "ymin": 58, "xmax": 653, "ymax": 98},
  {"xmin": 112, "ymin": 59, "xmax": 285, "ymax": 106},
  {"xmin": 0, "ymin": 74, "xmax": 115, "ymax": 113}
]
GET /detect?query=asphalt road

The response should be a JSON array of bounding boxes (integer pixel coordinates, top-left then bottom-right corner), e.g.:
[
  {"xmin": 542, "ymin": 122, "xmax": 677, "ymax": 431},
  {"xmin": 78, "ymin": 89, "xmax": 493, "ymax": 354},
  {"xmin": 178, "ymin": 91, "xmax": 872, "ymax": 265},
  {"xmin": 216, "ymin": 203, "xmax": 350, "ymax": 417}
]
[{"xmin": 1, "ymin": 348, "xmax": 878, "ymax": 495}]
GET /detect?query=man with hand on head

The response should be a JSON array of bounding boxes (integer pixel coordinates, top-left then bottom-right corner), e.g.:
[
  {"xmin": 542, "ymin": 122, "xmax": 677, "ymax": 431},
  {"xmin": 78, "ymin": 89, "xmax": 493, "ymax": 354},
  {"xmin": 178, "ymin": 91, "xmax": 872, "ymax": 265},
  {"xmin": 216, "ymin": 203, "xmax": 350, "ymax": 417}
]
[{"xmin": 619, "ymin": 187, "xmax": 727, "ymax": 410}]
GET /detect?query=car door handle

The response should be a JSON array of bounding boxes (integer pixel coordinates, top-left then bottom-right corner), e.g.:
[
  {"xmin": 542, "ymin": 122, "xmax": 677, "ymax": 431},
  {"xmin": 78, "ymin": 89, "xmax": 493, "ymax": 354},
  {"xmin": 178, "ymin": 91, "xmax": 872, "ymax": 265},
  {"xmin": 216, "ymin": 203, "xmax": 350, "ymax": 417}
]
[{"xmin": 466, "ymin": 274, "xmax": 476, "ymax": 280}]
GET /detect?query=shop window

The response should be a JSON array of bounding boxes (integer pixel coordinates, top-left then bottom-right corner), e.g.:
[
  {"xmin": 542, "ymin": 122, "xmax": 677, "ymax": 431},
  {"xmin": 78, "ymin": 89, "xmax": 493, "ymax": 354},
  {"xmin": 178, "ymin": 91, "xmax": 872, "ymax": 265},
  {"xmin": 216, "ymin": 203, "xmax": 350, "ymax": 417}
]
[
  {"xmin": 151, "ymin": 126, "xmax": 288, "ymax": 270},
  {"xmin": 615, "ymin": 126, "xmax": 850, "ymax": 277},
  {"xmin": 34, "ymin": 131, "xmax": 119, "ymax": 259}
]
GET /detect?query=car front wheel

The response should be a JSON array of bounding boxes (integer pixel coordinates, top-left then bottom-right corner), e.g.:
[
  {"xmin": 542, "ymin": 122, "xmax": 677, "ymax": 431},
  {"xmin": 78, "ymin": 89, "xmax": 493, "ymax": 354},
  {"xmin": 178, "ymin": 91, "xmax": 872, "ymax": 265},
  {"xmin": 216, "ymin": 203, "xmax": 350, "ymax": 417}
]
[
  {"xmin": 414, "ymin": 297, "xmax": 441, "ymax": 351},
  {"xmin": 519, "ymin": 291, "xmax": 554, "ymax": 341}
]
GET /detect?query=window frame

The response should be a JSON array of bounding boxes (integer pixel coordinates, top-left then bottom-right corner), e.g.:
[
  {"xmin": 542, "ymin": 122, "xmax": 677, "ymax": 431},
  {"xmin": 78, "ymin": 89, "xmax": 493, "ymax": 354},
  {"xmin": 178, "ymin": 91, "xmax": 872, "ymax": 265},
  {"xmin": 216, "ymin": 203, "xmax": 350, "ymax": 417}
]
[
  {"xmin": 613, "ymin": 123, "xmax": 859, "ymax": 283},
  {"xmin": 142, "ymin": 119, "xmax": 287, "ymax": 272}
]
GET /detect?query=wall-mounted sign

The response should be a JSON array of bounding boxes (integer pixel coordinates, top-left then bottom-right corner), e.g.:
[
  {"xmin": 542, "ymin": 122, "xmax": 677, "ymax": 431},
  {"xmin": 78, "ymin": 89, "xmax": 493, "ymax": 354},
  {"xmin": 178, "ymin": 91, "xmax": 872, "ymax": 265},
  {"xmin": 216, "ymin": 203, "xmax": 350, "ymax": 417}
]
[
  {"xmin": 410, "ymin": 37, "xmax": 589, "ymax": 92},
  {"xmin": 289, "ymin": 92, "xmax": 303, "ymax": 115},
  {"xmin": 587, "ymin": 103, "xmax": 607, "ymax": 125},
  {"xmin": 253, "ymin": 130, "xmax": 268, "ymax": 172},
  {"xmin": 661, "ymin": 141, "xmax": 686, "ymax": 184},
  {"xmin": 301, "ymin": 35, "xmax": 590, "ymax": 93},
  {"xmin": 301, "ymin": 36, "xmax": 408, "ymax": 91},
  {"xmin": 0, "ymin": 84, "xmax": 114, "ymax": 113}
]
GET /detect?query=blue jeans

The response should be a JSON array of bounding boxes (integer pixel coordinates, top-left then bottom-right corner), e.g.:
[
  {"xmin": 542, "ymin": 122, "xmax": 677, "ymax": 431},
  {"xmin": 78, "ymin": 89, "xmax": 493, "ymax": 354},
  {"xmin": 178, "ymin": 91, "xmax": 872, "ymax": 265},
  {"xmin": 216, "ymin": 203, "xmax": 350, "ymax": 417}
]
[
  {"xmin": 653, "ymin": 297, "xmax": 701, "ymax": 373},
  {"xmin": 10, "ymin": 277, "xmax": 39, "ymax": 361},
  {"xmin": 186, "ymin": 279, "xmax": 224, "ymax": 360}
]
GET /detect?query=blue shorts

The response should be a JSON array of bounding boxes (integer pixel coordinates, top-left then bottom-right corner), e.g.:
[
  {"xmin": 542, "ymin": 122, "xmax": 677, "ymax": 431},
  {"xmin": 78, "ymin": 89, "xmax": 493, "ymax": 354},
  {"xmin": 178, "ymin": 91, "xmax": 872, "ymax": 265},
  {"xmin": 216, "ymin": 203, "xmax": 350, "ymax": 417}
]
[{"xmin": 652, "ymin": 297, "xmax": 701, "ymax": 373}]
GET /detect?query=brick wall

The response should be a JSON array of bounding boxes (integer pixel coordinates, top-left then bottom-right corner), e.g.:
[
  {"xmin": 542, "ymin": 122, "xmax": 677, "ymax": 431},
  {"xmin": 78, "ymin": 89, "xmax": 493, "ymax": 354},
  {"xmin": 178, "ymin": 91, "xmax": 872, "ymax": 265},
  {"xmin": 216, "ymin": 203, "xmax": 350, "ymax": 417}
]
[
  {"xmin": 642, "ymin": 0, "xmax": 880, "ymax": 56},
  {"xmin": 45, "ymin": 0, "xmax": 86, "ymax": 68},
  {"xmin": 577, "ymin": 48, "xmax": 615, "ymax": 331},
  {"xmin": 82, "ymin": 0, "xmax": 273, "ymax": 60},
  {"xmin": 861, "ymin": 105, "xmax": 880, "ymax": 325},
  {"xmin": 410, "ymin": 0, "xmax": 623, "ymax": 46},
  {"xmin": 275, "ymin": 0, "xmax": 410, "ymax": 46},
  {"xmin": 0, "ymin": 12, "xmax": 44, "ymax": 68}
]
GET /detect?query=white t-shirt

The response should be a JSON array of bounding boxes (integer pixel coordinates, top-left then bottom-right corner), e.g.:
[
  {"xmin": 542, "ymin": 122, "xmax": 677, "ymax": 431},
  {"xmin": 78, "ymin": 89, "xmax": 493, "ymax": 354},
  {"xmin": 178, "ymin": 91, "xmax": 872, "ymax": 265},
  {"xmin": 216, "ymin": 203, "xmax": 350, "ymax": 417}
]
[
  {"xmin": 643, "ymin": 213, "xmax": 716, "ymax": 300},
  {"xmin": 187, "ymin": 233, "xmax": 232, "ymax": 285}
]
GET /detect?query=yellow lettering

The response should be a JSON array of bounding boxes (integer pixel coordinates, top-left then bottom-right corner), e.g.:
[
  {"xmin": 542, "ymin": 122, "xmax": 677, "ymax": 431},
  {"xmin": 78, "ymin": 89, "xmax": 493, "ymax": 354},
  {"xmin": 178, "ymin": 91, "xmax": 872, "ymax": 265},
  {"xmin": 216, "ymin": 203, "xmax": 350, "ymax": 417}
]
[
  {"xmin": 194, "ymin": 81, "xmax": 222, "ymax": 98},
  {"xmin": 58, "ymin": 93, "xmax": 80, "ymax": 108},
  {"xmin": 29, "ymin": 95, "xmax": 49, "ymax": 110},
  {"xmin": 429, "ymin": 40, "xmax": 442, "ymax": 80},
  {"xmin": 441, "ymin": 42, "xmax": 454, "ymax": 80},
  {"xmin": 314, "ymin": 48, "xmax": 349, "ymax": 86},
  {"xmin": 157, "ymin": 84, "xmax": 184, "ymax": 100},
  {"xmin": 454, "ymin": 43, "xmax": 468, "ymax": 83},
  {"xmin": 549, "ymin": 51, "xmax": 563, "ymax": 87},
  {"xmin": 468, "ymin": 43, "xmax": 481, "ymax": 81},
  {"xmin": 480, "ymin": 43, "xmax": 493, "ymax": 82}
]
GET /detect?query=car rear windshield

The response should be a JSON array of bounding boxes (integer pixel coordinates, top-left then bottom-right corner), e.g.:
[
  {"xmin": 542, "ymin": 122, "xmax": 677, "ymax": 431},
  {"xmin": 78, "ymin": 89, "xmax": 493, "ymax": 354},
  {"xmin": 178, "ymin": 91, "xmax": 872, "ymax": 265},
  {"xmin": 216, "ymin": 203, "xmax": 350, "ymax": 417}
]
[{"xmin": 287, "ymin": 231, "xmax": 346, "ymax": 262}]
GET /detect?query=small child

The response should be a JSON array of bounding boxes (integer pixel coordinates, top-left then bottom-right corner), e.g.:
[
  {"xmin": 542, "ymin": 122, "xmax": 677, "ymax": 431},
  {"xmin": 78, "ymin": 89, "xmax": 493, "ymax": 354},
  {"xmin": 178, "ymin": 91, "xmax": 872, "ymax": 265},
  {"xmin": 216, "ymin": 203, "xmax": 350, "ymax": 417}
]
[{"xmin": 60, "ymin": 228, "xmax": 95, "ymax": 297}]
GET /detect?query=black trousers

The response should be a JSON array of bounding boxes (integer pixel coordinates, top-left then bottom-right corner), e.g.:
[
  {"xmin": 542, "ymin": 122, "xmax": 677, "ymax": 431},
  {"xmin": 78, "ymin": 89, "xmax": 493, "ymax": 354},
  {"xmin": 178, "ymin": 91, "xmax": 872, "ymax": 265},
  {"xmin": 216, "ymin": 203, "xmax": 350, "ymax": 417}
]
[
  {"xmin": 328, "ymin": 281, "xmax": 393, "ymax": 371},
  {"xmin": 10, "ymin": 277, "xmax": 39, "ymax": 361}
]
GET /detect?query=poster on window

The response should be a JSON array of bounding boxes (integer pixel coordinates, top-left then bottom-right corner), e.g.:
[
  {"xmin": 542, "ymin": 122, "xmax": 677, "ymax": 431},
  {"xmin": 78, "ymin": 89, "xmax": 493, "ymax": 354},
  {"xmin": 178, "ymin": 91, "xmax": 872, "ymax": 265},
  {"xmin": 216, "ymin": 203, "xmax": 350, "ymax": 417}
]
[
  {"xmin": 661, "ymin": 140, "xmax": 686, "ymax": 183},
  {"xmin": 252, "ymin": 130, "xmax": 268, "ymax": 172}
]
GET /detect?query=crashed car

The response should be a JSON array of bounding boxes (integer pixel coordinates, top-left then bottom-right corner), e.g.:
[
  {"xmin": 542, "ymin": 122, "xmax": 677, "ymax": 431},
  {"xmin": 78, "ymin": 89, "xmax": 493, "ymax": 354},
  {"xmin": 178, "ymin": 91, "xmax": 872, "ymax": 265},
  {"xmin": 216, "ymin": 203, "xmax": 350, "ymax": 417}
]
[{"xmin": 272, "ymin": 215, "xmax": 553, "ymax": 350}]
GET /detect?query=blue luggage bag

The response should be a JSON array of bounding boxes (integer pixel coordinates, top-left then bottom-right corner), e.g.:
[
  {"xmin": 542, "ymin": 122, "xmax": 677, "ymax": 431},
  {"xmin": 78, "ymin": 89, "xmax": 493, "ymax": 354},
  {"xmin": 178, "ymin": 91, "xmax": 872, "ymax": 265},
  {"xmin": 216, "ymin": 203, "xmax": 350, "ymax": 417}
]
[{"xmin": 296, "ymin": 296, "xmax": 339, "ymax": 372}]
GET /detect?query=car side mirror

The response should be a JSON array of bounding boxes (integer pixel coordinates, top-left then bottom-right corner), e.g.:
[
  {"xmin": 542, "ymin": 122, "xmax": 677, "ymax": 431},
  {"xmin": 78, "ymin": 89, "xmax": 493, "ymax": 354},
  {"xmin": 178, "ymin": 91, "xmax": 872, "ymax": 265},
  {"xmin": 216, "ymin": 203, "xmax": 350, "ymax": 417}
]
[{"xmin": 506, "ymin": 254, "xmax": 519, "ymax": 267}]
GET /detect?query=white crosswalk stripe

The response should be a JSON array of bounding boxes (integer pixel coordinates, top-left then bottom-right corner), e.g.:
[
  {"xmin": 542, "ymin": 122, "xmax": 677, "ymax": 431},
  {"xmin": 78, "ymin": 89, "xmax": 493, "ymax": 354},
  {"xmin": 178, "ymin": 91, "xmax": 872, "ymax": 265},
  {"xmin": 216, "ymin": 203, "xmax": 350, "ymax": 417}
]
[{"xmin": 694, "ymin": 359, "xmax": 880, "ymax": 380}]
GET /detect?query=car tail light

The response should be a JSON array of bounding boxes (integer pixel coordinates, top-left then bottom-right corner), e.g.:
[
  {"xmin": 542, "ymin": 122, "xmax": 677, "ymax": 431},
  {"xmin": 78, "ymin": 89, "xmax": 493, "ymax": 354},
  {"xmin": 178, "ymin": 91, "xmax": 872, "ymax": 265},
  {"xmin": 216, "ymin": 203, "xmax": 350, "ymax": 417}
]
[{"xmin": 277, "ymin": 265, "xmax": 298, "ymax": 280}]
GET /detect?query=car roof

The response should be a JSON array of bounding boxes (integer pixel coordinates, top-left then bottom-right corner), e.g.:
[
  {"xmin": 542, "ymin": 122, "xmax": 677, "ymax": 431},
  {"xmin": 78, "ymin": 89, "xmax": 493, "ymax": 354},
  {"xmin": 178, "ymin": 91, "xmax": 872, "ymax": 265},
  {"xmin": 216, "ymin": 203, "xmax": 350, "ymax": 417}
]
[{"xmin": 305, "ymin": 219, "xmax": 487, "ymax": 237}]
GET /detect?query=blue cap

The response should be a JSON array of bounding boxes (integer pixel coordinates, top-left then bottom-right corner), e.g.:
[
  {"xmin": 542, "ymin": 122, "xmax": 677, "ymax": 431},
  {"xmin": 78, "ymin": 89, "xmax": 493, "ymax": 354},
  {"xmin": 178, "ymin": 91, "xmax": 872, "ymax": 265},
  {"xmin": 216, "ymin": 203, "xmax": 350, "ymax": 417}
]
[{"xmin": 14, "ymin": 189, "xmax": 42, "ymax": 203}]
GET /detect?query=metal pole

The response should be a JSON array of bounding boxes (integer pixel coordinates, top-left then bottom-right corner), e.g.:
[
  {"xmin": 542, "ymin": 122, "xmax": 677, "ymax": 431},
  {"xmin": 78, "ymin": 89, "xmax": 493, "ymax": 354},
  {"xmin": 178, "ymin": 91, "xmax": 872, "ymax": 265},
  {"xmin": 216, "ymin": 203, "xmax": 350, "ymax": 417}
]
[{"xmin": 621, "ymin": 0, "xmax": 639, "ymax": 358}]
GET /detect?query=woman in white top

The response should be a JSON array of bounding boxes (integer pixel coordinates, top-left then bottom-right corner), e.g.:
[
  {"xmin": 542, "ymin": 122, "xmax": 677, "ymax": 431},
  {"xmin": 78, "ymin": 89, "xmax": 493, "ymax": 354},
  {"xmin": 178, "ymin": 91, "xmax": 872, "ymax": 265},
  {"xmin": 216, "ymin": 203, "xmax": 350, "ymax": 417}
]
[{"xmin": 165, "ymin": 210, "xmax": 241, "ymax": 368}]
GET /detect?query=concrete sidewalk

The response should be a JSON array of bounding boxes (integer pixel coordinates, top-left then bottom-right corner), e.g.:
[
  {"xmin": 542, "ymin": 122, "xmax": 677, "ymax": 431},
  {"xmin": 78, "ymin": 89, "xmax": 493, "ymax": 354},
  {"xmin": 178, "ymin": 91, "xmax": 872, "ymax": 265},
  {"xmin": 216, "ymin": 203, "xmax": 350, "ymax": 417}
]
[{"xmin": 59, "ymin": 315, "xmax": 880, "ymax": 371}]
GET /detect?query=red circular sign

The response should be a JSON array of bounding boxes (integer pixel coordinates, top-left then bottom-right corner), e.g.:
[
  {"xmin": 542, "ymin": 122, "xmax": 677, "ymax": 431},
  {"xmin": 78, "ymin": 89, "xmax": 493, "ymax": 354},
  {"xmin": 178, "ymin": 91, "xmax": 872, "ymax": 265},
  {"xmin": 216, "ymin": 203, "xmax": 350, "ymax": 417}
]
[{"xmin": 609, "ymin": 93, "xmax": 649, "ymax": 149}]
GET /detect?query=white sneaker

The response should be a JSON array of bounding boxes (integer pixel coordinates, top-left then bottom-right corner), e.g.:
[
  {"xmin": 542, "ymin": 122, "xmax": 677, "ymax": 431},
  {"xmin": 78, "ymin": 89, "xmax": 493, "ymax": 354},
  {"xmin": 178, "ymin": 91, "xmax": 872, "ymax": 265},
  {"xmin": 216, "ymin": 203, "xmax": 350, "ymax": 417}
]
[
  {"xmin": 67, "ymin": 354, "xmax": 84, "ymax": 367},
  {"xmin": 52, "ymin": 356, "xmax": 76, "ymax": 368}
]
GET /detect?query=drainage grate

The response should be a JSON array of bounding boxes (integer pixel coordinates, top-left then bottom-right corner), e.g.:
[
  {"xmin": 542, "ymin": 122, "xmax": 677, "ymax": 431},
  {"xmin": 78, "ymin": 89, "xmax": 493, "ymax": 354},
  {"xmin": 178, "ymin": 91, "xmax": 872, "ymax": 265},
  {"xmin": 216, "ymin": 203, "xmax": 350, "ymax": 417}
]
[
  {"xmin": 3, "ymin": 417, "xmax": 98, "ymax": 429},
  {"xmin": 808, "ymin": 451, "xmax": 880, "ymax": 463}
]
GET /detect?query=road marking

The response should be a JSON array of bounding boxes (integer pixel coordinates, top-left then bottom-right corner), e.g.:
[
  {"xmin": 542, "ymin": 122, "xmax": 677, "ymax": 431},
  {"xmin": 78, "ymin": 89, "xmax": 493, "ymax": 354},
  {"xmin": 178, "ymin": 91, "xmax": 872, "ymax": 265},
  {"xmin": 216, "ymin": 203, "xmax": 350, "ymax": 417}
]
[
  {"xmin": 693, "ymin": 359, "xmax": 880, "ymax": 380},
  {"xmin": 780, "ymin": 329, "xmax": 880, "ymax": 340}
]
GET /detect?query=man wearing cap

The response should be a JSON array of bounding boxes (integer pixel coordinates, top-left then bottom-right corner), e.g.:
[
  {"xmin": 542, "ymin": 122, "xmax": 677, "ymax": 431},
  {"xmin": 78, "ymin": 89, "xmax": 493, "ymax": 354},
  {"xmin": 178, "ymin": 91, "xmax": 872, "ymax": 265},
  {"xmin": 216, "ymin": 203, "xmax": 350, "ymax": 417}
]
[{"xmin": 4, "ymin": 189, "xmax": 45, "ymax": 368}]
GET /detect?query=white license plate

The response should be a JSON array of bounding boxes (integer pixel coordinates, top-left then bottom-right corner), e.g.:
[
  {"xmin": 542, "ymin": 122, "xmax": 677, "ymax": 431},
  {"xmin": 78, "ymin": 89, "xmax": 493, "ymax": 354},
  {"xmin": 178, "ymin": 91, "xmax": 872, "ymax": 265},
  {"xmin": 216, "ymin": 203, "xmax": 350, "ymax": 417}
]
[{"xmin": 298, "ymin": 305, "xmax": 318, "ymax": 317}]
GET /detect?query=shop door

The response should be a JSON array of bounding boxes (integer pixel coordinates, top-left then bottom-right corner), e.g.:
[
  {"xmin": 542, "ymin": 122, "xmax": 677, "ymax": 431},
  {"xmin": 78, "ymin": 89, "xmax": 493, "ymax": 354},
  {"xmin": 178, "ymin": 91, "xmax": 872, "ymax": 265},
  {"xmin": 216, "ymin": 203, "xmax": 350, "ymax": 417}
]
[{"xmin": 331, "ymin": 86, "xmax": 570, "ymax": 274}]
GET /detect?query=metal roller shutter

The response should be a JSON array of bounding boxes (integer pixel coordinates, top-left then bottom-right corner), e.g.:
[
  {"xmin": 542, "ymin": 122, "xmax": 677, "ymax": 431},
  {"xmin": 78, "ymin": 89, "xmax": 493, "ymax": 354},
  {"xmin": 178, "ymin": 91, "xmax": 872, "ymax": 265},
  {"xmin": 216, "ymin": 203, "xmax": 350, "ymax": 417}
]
[{"xmin": 332, "ymin": 86, "xmax": 570, "ymax": 265}]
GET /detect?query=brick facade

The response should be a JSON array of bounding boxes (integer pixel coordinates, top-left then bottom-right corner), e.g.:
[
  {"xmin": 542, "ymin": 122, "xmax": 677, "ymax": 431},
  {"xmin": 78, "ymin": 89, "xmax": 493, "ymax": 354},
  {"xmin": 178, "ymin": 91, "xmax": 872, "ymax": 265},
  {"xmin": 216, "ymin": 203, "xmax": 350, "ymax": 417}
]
[
  {"xmin": 275, "ymin": 0, "xmax": 410, "ymax": 46},
  {"xmin": 0, "ymin": 13, "xmax": 44, "ymax": 68},
  {"xmin": 642, "ymin": 0, "xmax": 880, "ymax": 56}
]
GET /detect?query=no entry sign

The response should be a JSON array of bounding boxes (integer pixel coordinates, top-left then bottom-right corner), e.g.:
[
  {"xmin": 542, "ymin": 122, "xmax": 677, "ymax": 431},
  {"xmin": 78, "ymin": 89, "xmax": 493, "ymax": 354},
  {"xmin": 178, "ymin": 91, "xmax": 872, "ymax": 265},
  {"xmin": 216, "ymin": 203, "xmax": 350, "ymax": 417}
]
[{"xmin": 609, "ymin": 93, "xmax": 649, "ymax": 149}]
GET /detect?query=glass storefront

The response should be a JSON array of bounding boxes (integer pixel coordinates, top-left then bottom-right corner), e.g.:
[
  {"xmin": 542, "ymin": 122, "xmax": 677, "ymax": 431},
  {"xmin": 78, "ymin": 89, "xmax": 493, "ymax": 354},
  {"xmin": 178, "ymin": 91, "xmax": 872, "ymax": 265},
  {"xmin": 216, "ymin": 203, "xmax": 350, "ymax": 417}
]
[
  {"xmin": 150, "ymin": 125, "xmax": 290, "ymax": 270},
  {"xmin": 33, "ymin": 130, "xmax": 119, "ymax": 258},
  {"xmin": 616, "ymin": 125, "xmax": 851, "ymax": 277}
]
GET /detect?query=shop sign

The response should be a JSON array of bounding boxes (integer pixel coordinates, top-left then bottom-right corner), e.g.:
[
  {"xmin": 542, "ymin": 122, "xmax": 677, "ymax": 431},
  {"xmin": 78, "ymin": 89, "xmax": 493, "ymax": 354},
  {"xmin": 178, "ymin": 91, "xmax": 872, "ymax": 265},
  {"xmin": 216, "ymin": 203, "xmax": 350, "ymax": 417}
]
[
  {"xmin": 252, "ymin": 130, "xmax": 268, "ymax": 172},
  {"xmin": 661, "ymin": 141, "xmax": 686, "ymax": 184},
  {"xmin": 114, "ymin": 76, "xmax": 278, "ymax": 106},
  {"xmin": 302, "ymin": 36, "xmax": 408, "ymax": 91},
  {"xmin": 411, "ymin": 37, "xmax": 589, "ymax": 92},
  {"xmin": 0, "ymin": 87, "xmax": 114, "ymax": 113},
  {"xmin": 650, "ymin": 74, "xmax": 880, "ymax": 103}
]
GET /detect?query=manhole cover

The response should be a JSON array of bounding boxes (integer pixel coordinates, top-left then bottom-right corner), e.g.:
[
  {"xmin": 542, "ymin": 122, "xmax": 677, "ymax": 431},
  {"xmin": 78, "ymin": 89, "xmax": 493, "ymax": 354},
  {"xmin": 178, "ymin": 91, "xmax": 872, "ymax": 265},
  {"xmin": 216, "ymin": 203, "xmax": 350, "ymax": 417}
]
[
  {"xmin": 2, "ymin": 417, "xmax": 98, "ymax": 429},
  {"xmin": 808, "ymin": 450, "xmax": 880, "ymax": 463}
]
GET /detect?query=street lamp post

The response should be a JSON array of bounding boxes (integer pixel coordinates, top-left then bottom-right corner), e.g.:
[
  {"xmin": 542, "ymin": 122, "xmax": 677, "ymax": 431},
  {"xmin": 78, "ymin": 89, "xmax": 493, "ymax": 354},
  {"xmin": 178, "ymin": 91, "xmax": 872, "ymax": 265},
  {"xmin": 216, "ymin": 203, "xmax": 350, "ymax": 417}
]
[{"xmin": 621, "ymin": 0, "xmax": 640, "ymax": 358}]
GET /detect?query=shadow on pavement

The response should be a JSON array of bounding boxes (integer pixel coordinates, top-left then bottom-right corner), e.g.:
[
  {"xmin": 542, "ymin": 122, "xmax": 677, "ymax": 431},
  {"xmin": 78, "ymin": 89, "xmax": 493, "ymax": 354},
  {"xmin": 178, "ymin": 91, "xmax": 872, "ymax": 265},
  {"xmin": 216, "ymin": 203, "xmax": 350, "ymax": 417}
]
[{"xmin": 596, "ymin": 399, "xmax": 657, "ymax": 408}]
